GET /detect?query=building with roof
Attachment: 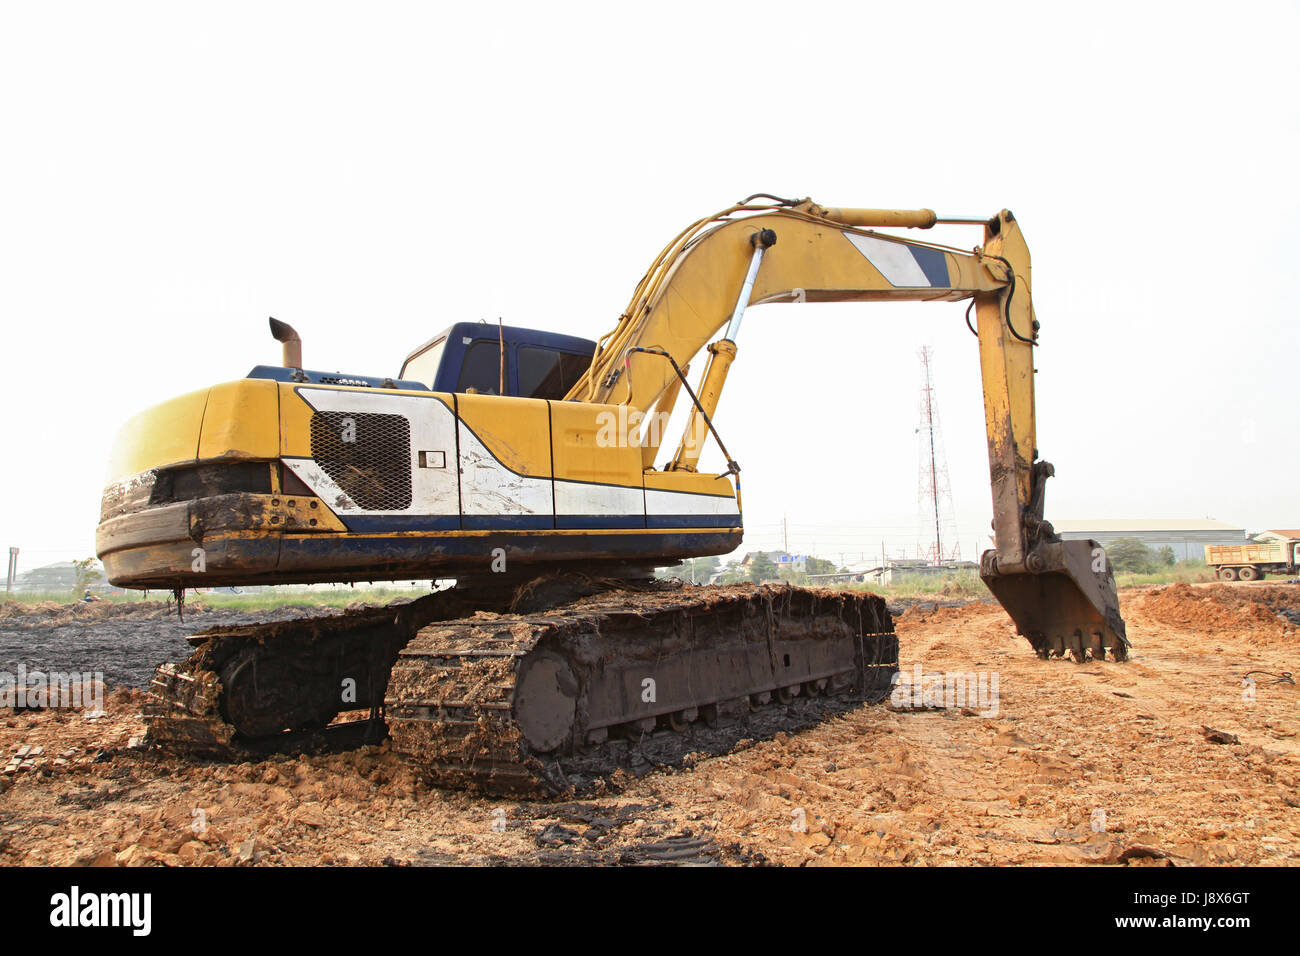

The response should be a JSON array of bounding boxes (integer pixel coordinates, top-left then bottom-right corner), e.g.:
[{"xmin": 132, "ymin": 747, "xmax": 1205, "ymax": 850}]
[
  {"xmin": 1052, "ymin": 519, "xmax": 1247, "ymax": 562},
  {"xmin": 809, "ymin": 559, "xmax": 979, "ymax": 587},
  {"xmin": 738, "ymin": 551, "xmax": 807, "ymax": 573},
  {"xmin": 1255, "ymin": 529, "xmax": 1300, "ymax": 543}
]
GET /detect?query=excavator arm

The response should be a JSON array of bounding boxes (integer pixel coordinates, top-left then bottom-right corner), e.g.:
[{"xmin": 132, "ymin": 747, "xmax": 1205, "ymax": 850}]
[{"xmin": 570, "ymin": 196, "xmax": 1128, "ymax": 661}]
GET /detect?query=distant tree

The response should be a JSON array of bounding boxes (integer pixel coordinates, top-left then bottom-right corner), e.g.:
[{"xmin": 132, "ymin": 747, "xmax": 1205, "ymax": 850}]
[
  {"xmin": 805, "ymin": 556, "xmax": 837, "ymax": 576},
  {"xmin": 73, "ymin": 557, "xmax": 102, "ymax": 593},
  {"xmin": 657, "ymin": 556, "xmax": 719, "ymax": 583},
  {"xmin": 1104, "ymin": 538, "xmax": 1157, "ymax": 574},
  {"xmin": 1157, "ymin": 545, "xmax": 1176, "ymax": 567},
  {"xmin": 748, "ymin": 553, "xmax": 778, "ymax": 583},
  {"xmin": 777, "ymin": 567, "xmax": 810, "ymax": 586},
  {"xmin": 714, "ymin": 561, "xmax": 748, "ymax": 585}
]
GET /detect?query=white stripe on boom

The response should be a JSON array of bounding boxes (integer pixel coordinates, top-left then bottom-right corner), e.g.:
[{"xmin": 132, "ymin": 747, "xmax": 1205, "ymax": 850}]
[{"xmin": 843, "ymin": 233, "xmax": 931, "ymax": 287}]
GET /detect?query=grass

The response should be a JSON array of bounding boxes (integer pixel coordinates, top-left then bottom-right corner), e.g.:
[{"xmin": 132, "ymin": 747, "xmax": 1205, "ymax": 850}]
[
  {"xmin": 849, "ymin": 561, "xmax": 1219, "ymax": 600},
  {"xmin": 195, "ymin": 587, "xmax": 426, "ymax": 611},
  {"xmin": 851, "ymin": 570, "xmax": 992, "ymax": 601},
  {"xmin": 1113, "ymin": 562, "xmax": 1216, "ymax": 589}
]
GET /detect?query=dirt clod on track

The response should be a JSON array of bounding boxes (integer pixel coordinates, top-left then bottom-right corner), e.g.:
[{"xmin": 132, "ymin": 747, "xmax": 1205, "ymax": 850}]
[{"xmin": 1, "ymin": 583, "xmax": 1297, "ymax": 866}]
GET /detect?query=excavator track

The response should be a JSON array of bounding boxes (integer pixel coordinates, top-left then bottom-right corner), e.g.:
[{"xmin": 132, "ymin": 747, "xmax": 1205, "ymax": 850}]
[
  {"xmin": 143, "ymin": 604, "xmax": 423, "ymax": 757},
  {"xmin": 386, "ymin": 584, "xmax": 897, "ymax": 796},
  {"xmin": 140, "ymin": 571, "xmax": 675, "ymax": 757},
  {"xmin": 142, "ymin": 579, "xmax": 897, "ymax": 796}
]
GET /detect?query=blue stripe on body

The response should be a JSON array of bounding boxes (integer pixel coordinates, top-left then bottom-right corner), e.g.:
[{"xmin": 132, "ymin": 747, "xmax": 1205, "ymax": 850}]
[
  {"xmin": 341, "ymin": 513, "xmax": 740, "ymax": 533},
  {"xmin": 555, "ymin": 514, "xmax": 646, "ymax": 530},
  {"xmin": 462, "ymin": 514, "xmax": 554, "ymax": 531},
  {"xmin": 647, "ymin": 514, "xmax": 742, "ymax": 529},
  {"xmin": 910, "ymin": 246, "xmax": 950, "ymax": 287},
  {"xmin": 343, "ymin": 515, "xmax": 460, "ymax": 532}
]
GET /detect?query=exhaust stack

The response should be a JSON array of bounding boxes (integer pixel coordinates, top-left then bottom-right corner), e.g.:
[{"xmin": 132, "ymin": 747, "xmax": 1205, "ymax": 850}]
[{"xmin": 269, "ymin": 317, "xmax": 302, "ymax": 369}]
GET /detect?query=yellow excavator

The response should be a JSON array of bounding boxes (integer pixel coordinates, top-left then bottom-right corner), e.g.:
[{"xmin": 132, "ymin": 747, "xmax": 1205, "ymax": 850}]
[{"xmin": 96, "ymin": 194, "xmax": 1128, "ymax": 794}]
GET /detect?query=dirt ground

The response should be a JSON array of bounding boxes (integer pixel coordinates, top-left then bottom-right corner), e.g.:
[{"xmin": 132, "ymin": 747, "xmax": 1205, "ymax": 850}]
[{"xmin": 1, "ymin": 582, "xmax": 1296, "ymax": 866}]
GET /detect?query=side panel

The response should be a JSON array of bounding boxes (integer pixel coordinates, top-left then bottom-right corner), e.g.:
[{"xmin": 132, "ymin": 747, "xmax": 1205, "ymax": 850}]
[
  {"xmin": 455, "ymin": 394, "xmax": 554, "ymax": 528},
  {"xmin": 197, "ymin": 380, "xmax": 280, "ymax": 461},
  {"xmin": 549, "ymin": 401, "xmax": 646, "ymax": 528},
  {"xmin": 281, "ymin": 385, "xmax": 461, "ymax": 529},
  {"xmin": 643, "ymin": 470, "xmax": 740, "ymax": 529}
]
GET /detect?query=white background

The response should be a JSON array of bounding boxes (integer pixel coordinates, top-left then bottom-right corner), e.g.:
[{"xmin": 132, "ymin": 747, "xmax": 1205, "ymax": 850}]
[{"xmin": 2, "ymin": 1, "xmax": 1296, "ymax": 570}]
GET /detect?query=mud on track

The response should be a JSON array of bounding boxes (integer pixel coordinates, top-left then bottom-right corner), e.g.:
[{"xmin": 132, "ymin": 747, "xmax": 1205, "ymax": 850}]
[{"xmin": 0, "ymin": 583, "xmax": 1297, "ymax": 866}]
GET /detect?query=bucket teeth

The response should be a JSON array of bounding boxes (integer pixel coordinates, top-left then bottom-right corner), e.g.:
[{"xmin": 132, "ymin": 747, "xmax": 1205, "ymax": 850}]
[{"xmin": 983, "ymin": 539, "xmax": 1129, "ymax": 662}]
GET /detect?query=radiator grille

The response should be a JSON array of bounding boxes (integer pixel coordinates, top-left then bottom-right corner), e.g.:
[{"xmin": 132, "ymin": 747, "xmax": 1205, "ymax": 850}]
[{"xmin": 309, "ymin": 411, "xmax": 412, "ymax": 511}]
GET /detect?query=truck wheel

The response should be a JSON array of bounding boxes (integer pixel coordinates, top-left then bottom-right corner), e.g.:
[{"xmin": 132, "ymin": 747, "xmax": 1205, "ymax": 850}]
[
  {"xmin": 1239, "ymin": 566, "xmax": 1259, "ymax": 581},
  {"xmin": 1219, "ymin": 567, "xmax": 1238, "ymax": 581}
]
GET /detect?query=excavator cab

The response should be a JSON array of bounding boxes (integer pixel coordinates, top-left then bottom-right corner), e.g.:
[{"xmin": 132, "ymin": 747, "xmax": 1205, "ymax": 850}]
[
  {"xmin": 398, "ymin": 323, "xmax": 596, "ymax": 399},
  {"xmin": 246, "ymin": 321, "xmax": 596, "ymax": 400}
]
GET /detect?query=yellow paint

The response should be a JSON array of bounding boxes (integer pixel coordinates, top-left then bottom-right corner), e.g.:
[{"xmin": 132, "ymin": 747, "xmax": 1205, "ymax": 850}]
[
  {"xmin": 197, "ymin": 380, "xmax": 280, "ymax": 461},
  {"xmin": 278, "ymin": 384, "xmax": 315, "ymax": 458},
  {"xmin": 457, "ymin": 393, "xmax": 552, "ymax": 477},
  {"xmin": 976, "ymin": 212, "xmax": 1038, "ymax": 560},
  {"xmin": 264, "ymin": 495, "xmax": 348, "ymax": 532},
  {"xmin": 103, "ymin": 386, "xmax": 208, "ymax": 483},
  {"xmin": 640, "ymin": 363, "xmax": 686, "ymax": 470},
  {"xmin": 549, "ymin": 400, "xmax": 643, "ymax": 487},
  {"xmin": 574, "ymin": 210, "xmax": 1007, "ymax": 415},
  {"xmin": 670, "ymin": 338, "xmax": 736, "ymax": 472},
  {"xmin": 643, "ymin": 469, "xmax": 736, "ymax": 500}
]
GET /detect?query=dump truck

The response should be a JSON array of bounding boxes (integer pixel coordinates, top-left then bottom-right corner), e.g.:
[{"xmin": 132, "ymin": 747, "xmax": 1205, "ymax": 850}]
[
  {"xmin": 96, "ymin": 194, "xmax": 1129, "ymax": 794},
  {"xmin": 1205, "ymin": 539, "xmax": 1300, "ymax": 581}
]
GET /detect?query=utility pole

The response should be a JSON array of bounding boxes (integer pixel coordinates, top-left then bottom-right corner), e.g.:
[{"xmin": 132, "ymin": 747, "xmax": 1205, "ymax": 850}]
[
  {"xmin": 5, "ymin": 547, "xmax": 17, "ymax": 593},
  {"xmin": 782, "ymin": 514, "xmax": 788, "ymax": 554},
  {"xmin": 916, "ymin": 346, "xmax": 954, "ymax": 566}
]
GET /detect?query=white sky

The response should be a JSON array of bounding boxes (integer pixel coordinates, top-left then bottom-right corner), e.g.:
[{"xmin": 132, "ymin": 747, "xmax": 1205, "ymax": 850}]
[{"xmin": 2, "ymin": 1, "xmax": 1297, "ymax": 571}]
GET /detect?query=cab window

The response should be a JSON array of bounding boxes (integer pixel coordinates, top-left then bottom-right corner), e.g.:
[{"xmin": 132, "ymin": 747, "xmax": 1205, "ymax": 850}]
[
  {"xmin": 401, "ymin": 337, "xmax": 446, "ymax": 388},
  {"xmin": 518, "ymin": 346, "xmax": 591, "ymax": 400},
  {"xmin": 457, "ymin": 341, "xmax": 505, "ymax": 395}
]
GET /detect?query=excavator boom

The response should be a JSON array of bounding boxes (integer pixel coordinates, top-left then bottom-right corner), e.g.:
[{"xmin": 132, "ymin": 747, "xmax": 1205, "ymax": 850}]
[{"xmin": 570, "ymin": 196, "xmax": 1127, "ymax": 660}]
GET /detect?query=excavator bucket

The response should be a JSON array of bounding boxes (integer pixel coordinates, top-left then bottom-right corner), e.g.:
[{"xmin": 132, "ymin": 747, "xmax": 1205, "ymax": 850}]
[{"xmin": 981, "ymin": 539, "xmax": 1129, "ymax": 661}]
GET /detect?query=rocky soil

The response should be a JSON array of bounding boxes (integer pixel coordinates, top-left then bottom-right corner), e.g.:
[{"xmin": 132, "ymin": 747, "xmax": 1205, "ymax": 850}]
[{"xmin": 0, "ymin": 582, "xmax": 1296, "ymax": 866}]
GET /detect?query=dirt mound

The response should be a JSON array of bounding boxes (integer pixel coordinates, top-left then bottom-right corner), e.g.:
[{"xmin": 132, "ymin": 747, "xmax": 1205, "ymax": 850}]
[
  {"xmin": 1138, "ymin": 583, "xmax": 1296, "ymax": 642},
  {"xmin": 898, "ymin": 602, "xmax": 996, "ymax": 625},
  {"xmin": 0, "ymin": 600, "xmax": 216, "ymax": 628}
]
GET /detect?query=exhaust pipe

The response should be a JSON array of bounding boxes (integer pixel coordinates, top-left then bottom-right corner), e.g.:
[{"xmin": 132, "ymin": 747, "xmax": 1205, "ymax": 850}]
[{"xmin": 269, "ymin": 317, "xmax": 302, "ymax": 369}]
